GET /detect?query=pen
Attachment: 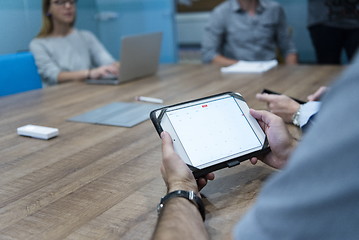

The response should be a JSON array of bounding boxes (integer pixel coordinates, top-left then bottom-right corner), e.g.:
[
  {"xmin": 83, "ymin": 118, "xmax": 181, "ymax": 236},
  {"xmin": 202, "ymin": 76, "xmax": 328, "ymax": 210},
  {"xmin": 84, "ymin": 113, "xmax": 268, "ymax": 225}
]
[{"xmin": 135, "ymin": 96, "xmax": 164, "ymax": 104}]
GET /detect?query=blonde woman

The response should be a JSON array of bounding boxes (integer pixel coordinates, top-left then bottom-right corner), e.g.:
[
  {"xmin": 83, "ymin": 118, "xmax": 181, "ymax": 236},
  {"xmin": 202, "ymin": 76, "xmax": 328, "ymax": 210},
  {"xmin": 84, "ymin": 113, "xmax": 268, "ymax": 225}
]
[{"xmin": 30, "ymin": 0, "xmax": 119, "ymax": 86}]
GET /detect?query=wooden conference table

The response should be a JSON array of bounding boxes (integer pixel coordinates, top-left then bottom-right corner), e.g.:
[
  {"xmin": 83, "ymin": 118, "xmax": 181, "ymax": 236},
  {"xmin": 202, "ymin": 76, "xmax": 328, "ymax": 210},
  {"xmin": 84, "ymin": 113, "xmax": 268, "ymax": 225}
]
[{"xmin": 0, "ymin": 64, "xmax": 344, "ymax": 240}]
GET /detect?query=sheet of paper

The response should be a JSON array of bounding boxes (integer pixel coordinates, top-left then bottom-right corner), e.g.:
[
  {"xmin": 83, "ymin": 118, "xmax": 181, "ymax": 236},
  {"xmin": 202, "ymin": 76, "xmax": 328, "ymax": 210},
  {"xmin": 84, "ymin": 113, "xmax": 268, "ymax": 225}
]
[{"xmin": 221, "ymin": 60, "xmax": 278, "ymax": 73}]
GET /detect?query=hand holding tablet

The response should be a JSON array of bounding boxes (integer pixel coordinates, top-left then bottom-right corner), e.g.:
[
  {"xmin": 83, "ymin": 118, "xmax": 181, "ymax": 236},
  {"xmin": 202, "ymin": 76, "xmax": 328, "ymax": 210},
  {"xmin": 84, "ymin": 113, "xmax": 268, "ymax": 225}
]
[{"xmin": 150, "ymin": 92, "xmax": 270, "ymax": 178}]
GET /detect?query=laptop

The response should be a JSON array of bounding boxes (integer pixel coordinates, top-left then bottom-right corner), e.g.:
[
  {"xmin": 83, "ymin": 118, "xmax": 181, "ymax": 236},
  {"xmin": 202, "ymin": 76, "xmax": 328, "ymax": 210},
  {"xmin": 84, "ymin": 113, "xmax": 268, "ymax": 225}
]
[{"xmin": 86, "ymin": 32, "xmax": 162, "ymax": 85}]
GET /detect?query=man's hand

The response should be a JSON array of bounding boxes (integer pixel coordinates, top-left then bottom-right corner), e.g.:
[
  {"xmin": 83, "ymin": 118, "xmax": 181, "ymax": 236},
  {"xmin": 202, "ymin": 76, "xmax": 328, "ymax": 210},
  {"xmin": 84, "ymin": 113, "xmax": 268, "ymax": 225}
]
[
  {"xmin": 256, "ymin": 93, "xmax": 300, "ymax": 123},
  {"xmin": 285, "ymin": 53, "xmax": 298, "ymax": 65},
  {"xmin": 249, "ymin": 109, "xmax": 296, "ymax": 169},
  {"xmin": 211, "ymin": 54, "xmax": 238, "ymax": 67},
  {"xmin": 161, "ymin": 131, "xmax": 214, "ymax": 194},
  {"xmin": 307, "ymin": 86, "xmax": 327, "ymax": 101}
]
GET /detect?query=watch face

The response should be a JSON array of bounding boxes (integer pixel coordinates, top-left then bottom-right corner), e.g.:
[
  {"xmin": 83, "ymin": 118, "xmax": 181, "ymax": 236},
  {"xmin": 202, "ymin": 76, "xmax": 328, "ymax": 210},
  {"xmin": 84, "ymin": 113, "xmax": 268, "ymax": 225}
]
[
  {"xmin": 157, "ymin": 203, "xmax": 164, "ymax": 215},
  {"xmin": 292, "ymin": 106, "xmax": 301, "ymax": 126}
]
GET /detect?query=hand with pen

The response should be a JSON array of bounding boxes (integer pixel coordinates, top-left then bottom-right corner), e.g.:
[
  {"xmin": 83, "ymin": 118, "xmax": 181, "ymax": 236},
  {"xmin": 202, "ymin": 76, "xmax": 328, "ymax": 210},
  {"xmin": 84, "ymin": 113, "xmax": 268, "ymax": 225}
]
[{"xmin": 256, "ymin": 86, "xmax": 327, "ymax": 124}]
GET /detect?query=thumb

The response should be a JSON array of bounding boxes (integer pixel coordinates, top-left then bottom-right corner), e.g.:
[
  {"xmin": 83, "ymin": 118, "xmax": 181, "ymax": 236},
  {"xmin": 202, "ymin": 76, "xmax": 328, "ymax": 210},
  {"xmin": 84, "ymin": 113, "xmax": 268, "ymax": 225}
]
[{"xmin": 161, "ymin": 131, "xmax": 175, "ymax": 158}]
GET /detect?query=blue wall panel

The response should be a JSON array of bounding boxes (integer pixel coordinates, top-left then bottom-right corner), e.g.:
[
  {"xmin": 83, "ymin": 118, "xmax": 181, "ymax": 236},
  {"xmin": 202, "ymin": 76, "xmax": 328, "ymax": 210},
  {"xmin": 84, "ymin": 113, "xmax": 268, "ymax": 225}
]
[
  {"xmin": 0, "ymin": 0, "xmax": 41, "ymax": 54},
  {"xmin": 274, "ymin": 0, "xmax": 316, "ymax": 63},
  {"xmin": 95, "ymin": 0, "xmax": 178, "ymax": 63},
  {"xmin": 0, "ymin": 0, "xmax": 99, "ymax": 55},
  {"xmin": 0, "ymin": 0, "xmax": 178, "ymax": 63}
]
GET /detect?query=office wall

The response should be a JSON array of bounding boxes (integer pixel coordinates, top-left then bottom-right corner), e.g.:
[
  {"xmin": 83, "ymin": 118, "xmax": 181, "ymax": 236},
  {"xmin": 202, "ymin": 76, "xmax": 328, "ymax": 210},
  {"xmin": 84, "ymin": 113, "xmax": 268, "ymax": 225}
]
[
  {"xmin": 95, "ymin": 0, "xmax": 178, "ymax": 63},
  {"xmin": 0, "ymin": 0, "xmax": 100, "ymax": 55},
  {"xmin": 275, "ymin": 0, "xmax": 315, "ymax": 63},
  {"xmin": 0, "ymin": 0, "xmax": 177, "ymax": 63},
  {"xmin": 0, "ymin": 1, "xmax": 41, "ymax": 54}
]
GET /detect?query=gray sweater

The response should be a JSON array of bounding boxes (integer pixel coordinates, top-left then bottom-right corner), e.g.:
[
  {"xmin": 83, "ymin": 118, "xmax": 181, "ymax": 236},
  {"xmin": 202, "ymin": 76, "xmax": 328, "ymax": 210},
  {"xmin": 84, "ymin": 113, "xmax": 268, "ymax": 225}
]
[
  {"xmin": 233, "ymin": 52, "xmax": 359, "ymax": 239},
  {"xmin": 30, "ymin": 29, "xmax": 115, "ymax": 86}
]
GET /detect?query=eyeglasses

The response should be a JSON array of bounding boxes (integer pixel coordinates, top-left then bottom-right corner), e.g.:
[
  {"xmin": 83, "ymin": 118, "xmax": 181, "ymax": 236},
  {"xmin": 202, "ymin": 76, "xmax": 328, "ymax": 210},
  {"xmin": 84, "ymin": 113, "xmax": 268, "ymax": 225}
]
[{"xmin": 52, "ymin": 0, "xmax": 77, "ymax": 6}]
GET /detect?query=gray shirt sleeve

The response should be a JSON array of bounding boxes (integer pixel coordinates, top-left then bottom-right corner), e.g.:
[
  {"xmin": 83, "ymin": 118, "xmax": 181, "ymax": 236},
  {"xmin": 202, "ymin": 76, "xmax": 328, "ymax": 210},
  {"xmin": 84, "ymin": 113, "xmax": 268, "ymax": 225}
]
[
  {"xmin": 233, "ymin": 53, "xmax": 359, "ymax": 239},
  {"xmin": 201, "ymin": 6, "xmax": 227, "ymax": 63}
]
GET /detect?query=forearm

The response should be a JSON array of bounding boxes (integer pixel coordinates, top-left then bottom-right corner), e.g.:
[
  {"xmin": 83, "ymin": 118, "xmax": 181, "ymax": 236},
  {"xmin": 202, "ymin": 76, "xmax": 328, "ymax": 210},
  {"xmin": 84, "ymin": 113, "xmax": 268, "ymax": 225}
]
[
  {"xmin": 57, "ymin": 69, "xmax": 90, "ymax": 83},
  {"xmin": 211, "ymin": 55, "xmax": 238, "ymax": 67},
  {"xmin": 152, "ymin": 197, "xmax": 208, "ymax": 240}
]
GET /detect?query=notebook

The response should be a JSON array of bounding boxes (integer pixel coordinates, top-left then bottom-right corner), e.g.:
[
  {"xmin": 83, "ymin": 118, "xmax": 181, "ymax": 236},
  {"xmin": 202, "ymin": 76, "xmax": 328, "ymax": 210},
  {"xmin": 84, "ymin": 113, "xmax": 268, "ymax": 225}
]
[
  {"xmin": 221, "ymin": 60, "xmax": 278, "ymax": 74},
  {"xmin": 86, "ymin": 32, "xmax": 162, "ymax": 85}
]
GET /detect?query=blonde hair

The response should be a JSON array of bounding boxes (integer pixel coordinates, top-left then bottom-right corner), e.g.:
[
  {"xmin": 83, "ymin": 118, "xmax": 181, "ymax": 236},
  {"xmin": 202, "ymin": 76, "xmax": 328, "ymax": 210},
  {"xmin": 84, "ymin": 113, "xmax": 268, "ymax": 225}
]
[{"xmin": 36, "ymin": 0, "xmax": 76, "ymax": 38}]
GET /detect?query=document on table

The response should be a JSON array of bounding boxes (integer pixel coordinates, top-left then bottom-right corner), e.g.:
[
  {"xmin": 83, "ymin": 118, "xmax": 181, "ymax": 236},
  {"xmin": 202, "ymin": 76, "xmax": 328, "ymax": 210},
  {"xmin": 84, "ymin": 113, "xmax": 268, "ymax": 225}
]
[
  {"xmin": 221, "ymin": 60, "xmax": 278, "ymax": 73},
  {"xmin": 68, "ymin": 102, "xmax": 163, "ymax": 127}
]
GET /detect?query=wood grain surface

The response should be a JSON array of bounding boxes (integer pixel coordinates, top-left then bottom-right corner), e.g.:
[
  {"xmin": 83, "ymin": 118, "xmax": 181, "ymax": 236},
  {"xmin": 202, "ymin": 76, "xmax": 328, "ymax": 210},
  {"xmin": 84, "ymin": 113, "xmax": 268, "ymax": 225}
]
[{"xmin": 0, "ymin": 64, "xmax": 344, "ymax": 240}]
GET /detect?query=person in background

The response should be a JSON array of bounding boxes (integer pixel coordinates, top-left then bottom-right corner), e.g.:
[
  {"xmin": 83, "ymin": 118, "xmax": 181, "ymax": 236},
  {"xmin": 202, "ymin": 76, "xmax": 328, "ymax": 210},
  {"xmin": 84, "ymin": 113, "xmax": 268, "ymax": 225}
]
[
  {"xmin": 152, "ymin": 52, "xmax": 359, "ymax": 239},
  {"xmin": 30, "ymin": 0, "xmax": 119, "ymax": 86},
  {"xmin": 256, "ymin": 86, "xmax": 327, "ymax": 131},
  {"xmin": 201, "ymin": 0, "xmax": 298, "ymax": 66},
  {"xmin": 308, "ymin": 0, "xmax": 359, "ymax": 64}
]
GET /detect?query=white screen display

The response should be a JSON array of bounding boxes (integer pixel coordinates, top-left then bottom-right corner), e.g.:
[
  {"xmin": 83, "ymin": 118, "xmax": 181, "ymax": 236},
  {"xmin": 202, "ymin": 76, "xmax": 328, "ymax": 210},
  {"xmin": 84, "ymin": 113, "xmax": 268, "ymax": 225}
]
[{"xmin": 166, "ymin": 96, "xmax": 262, "ymax": 168}]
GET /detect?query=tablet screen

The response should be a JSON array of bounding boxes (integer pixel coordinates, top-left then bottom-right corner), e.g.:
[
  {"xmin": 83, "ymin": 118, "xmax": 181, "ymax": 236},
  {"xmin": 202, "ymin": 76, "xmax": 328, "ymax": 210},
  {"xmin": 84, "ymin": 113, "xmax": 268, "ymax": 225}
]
[{"xmin": 165, "ymin": 96, "xmax": 263, "ymax": 168}]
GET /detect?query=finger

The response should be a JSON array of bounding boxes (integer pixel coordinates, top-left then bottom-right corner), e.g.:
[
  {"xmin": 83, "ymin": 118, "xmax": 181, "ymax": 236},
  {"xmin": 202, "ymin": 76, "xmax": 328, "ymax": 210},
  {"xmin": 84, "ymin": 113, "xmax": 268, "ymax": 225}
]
[
  {"xmin": 256, "ymin": 93, "xmax": 280, "ymax": 102},
  {"xmin": 197, "ymin": 178, "xmax": 207, "ymax": 191},
  {"xmin": 250, "ymin": 157, "xmax": 258, "ymax": 165},
  {"xmin": 307, "ymin": 86, "xmax": 327, "ymax": 101},
  {"xmin": 250, "ymin": 109, "xmax": 278, "ymax": 126},
  {"xmin": 161, "ymin": 131, "xmax": 175, "ymax": 159},
  {"xmin": 250, "ymin": 108, "xmax": 260, "ymax": 118},
  {"xmin": 108, "ymin": 66, "xmax": 118, "ymax": 74},
  {"xmin": 250, "ymin": 109, "xmax": 267, "ymax": 130},
  {"xmin": 307, "ymin": 95, "xmax": 314, "ymax": 102},
  {"xmin": 256, "ymin": 93, "xmax": 269, "ymax": 102},
  {"xmin": 206, "ymin": 172, "xmax": 215, "ymax": 181},
  {"xmin": 250, "ymin": 109, "xmax": 268, "ymax": 122},
  {"xmin": 105, "ymin": 69, "xmax": 113, "ymax": 75}
]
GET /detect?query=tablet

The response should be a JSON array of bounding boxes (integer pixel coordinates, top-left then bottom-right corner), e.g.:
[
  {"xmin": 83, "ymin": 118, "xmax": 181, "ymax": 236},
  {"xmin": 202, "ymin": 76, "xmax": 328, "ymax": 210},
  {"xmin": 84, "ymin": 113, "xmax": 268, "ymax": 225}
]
[
  {"xmin": 262, "ymin": 89, "xmax": 306, "ymax": 104},
  {"xmin": 150, "ymin": 92, "xmax": 270, "ymax": 178}
]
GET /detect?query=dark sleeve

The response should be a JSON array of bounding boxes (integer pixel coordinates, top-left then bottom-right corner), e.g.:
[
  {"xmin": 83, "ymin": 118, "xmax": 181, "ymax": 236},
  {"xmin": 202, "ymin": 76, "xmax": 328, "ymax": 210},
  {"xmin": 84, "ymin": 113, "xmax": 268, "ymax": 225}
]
[
  {"xmin": 233, "ymin": 54, "xmax": 359, "ymax": 239},
  {"xmin": 300, "ymin": 113, "xmax": 316, "ymax": 132}
]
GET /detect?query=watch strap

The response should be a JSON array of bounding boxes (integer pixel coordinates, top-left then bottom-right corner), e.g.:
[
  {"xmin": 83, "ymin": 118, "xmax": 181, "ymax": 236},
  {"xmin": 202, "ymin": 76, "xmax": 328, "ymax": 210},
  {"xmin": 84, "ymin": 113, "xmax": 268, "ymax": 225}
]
[{"xmin": 157, "ymin": 190, "xmax": 205, "ymax": 221}]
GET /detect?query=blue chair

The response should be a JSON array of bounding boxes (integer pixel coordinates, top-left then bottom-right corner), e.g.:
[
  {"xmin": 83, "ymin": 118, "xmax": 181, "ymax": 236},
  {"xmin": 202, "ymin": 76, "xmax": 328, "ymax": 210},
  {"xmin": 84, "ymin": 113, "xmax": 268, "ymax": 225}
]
[{"xmin": 0, "ymin": 52, "xmax": 42, "ymax": 97}]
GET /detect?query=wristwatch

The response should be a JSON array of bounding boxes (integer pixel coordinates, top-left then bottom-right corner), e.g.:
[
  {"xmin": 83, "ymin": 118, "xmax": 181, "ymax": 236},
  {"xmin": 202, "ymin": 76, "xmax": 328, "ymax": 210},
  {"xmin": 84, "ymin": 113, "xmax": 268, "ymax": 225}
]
[
  {"xmin": 292, "ymin": 105, "xmax": 302, "ymax": 127},
  {"xmin": 157, "ymin": 190, "xmax": 206, "ymax": 221}
]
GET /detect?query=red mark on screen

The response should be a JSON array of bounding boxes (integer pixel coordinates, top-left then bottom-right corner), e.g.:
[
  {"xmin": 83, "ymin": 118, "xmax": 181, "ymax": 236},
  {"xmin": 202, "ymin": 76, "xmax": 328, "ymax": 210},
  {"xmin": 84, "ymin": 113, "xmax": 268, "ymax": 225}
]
[{"xmin": 202, "ymin": 105, "xmax": 208, "ymax": 108}]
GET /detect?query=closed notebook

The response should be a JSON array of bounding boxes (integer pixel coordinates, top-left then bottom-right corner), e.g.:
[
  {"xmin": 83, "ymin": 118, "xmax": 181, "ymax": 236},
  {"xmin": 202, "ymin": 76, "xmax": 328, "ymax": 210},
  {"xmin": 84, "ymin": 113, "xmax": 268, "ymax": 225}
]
[{"xmin": 221, "ymin": 60, "xmax": 278, "ymax": 73}]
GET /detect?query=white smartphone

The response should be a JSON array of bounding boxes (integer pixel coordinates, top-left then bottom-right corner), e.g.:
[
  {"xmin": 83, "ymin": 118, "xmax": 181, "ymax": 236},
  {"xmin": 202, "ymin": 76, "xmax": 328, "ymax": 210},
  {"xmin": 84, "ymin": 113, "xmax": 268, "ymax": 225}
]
[{"xmin": 150, "ymin": 92, "xmax": 270, "ymax": 178}]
